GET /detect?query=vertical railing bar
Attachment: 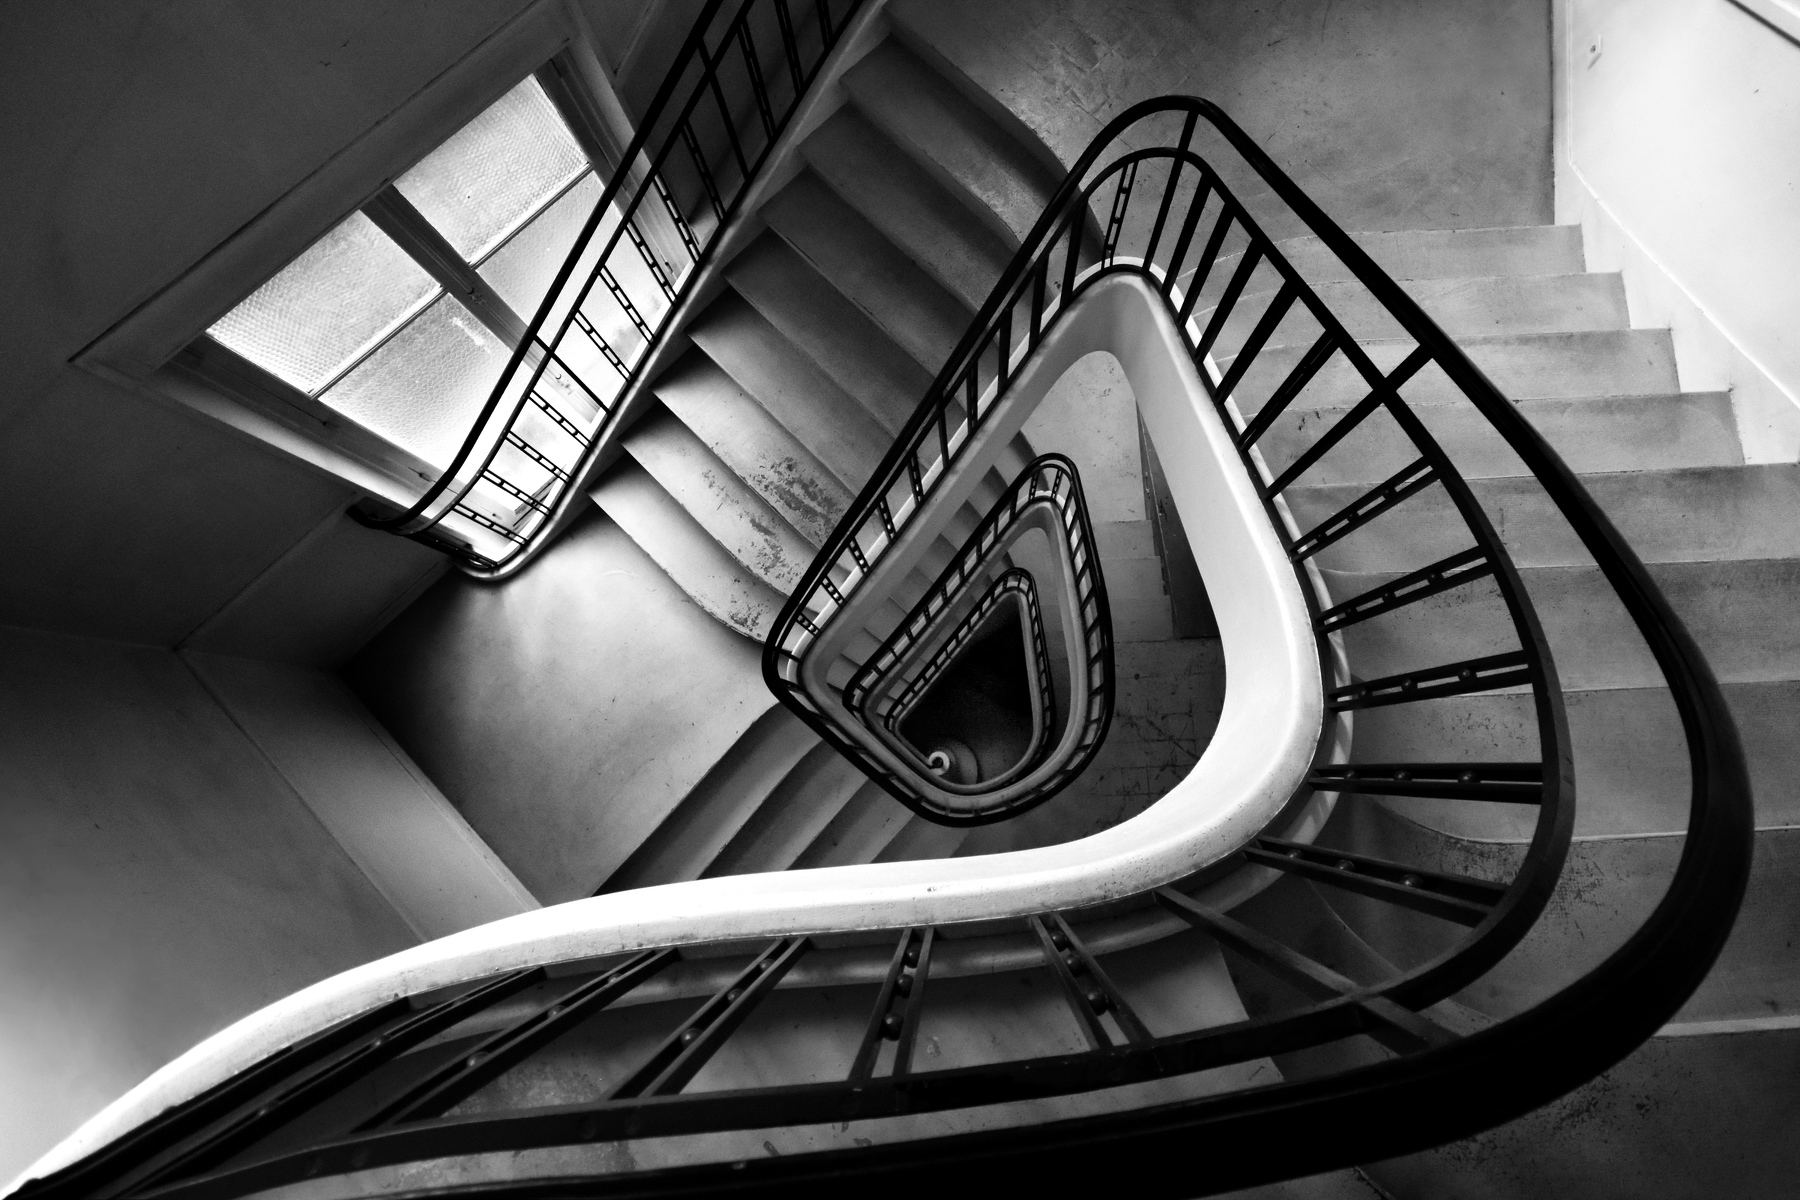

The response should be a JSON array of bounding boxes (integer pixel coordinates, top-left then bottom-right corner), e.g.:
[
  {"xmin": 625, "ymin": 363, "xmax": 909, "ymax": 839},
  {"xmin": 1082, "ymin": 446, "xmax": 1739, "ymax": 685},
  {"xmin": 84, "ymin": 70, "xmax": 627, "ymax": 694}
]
[
  {"xmin": 1029, "ymin": 915, "xmax": 1111, "ymax": 1051},
  {"xmin": 774, "ymin": 0, "xmax": 806, "ymax": 96},
  {"xmin": 892, "ymin": 927, "xmax": 935, "ymax": 1076},
  {"xmin": 1048, "ymin": 913, "xmax": 1154, "ymax": 1044},
  {"xmin": 1194, "ymin": 240, "xmax": 1264, "ymax": 359},
  {"xmin": 738, "ymin": 23, "xmax": 777, "ymax": 139},
  {"xmin": 1213, "ymin": 280, "xmax": 1297, "ymax": 399},
  {"xmin": 1177, "ymin": 205, "xmax": 1235, "ymax": 325},
  {"xmin": 1142, "ymin": 112, "xmax": 1197, "ymax": 267},
  {"xmin": 1161, "ymin": 171, "xmax": 1214, "ymax": 300},
  {"xmin": 679, "ymin": 120, "xmax": 727, "ymax": 221},
  {"xmin": 850, "ymin": 929, "xmax": 920, "ymax": 1082}
]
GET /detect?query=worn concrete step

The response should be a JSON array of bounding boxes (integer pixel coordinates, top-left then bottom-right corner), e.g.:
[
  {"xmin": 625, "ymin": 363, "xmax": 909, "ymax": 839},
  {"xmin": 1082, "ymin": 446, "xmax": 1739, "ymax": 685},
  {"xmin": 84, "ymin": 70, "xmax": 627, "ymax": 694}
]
[
  {"xmin": 1326, "ymin": 557, "xmax": 1800, "ymax": 694},
  {"xmin": 624, "ymin": 407, "xmax": 815, "ymax": 595},
  {"xmin": 652, "ymin": 350, "xmax": 851, "ymax": 548},
  {"xmin": 1230, "ymin": 328, "xmax": 1680, "ymax": 413},
  {"xmin": 762, "ymin": 169, "xmax": 970, "ymax": 372},
  {"xmin": 842, "ymin": 35, "xmax": 1060, "ymax": 248},
  {"xmin": 1220, "ymin": 272, "xmax": 1629, "ymax": 349},
  {"xmin": 687, "ymin": 291, "xmax": 893, "ymax": 493},
  {"xmin": 589, "ymin": 460, "xmax": 785, "ymax": 641},
  {"xmin": 791, "ymin": 779, "xmax": 913, "ymax": 868},
  {"xmin": 599, "ymin": 707, "xmax": 820, "ymax": 891},
  {"xmin": 1111, "ymin": 597, "xmax": 1176, "ymax": 643},
  {"xmin": 726, "ymin": 231, "xmax": 934, "ymax": 434},
  {"xmin": 1095, "ymin": 519, "xmax": 1159, "ymax": 562},
  {"xmin": 1275, "ymin": 225, "xmax": 1586, "ymax": 285},
  {"xmin": 1319, "ymin": 804, "xmax": 1800, "ymax": 1029},
  {"xmin": 1103, "ymin": 555, "xmax": 1166, "ymax": 602},
  {"xmin": 703, "ymin": 740, "xmax": 866, "ymax": 875},
  {"xmin": 804, "ymin": 106, "xmax": 1012, "ymax": 313},
  {"xmin": 1348, "ymin": 677, "xmax": 1800, "ymax": 841},
  {"xmin": 1259, "ymin": 391, "xmax": 1742, "ymax": 486},
  {"xmin": 1291, "ymin": 464, "xmax": 1800, "ymax": 573}
]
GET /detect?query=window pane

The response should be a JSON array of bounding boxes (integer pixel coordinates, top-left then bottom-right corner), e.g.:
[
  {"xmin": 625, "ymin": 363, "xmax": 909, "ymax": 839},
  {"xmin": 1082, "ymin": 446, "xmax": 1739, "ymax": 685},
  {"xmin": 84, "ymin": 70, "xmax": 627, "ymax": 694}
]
[
  {"xmin": 395, "ymin": 77, "xmax": 589, "ymax": 264},
  {"xmin": 478, "ymin": 170, "xmax": 604, "ymax": 319},
  {"xmin": 318, "ymin": 294, "xmax": 510, "ymax": 470},
  {"xmin": 208, "ymin": 211, "xmax": 440, "ymax": 394}
]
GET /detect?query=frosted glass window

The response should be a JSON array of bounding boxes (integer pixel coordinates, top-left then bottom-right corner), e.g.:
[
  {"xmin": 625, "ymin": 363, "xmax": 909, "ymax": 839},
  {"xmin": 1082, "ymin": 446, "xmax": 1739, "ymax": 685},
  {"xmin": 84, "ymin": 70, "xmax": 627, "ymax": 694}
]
[
  {"xmin": 479, "ymin": 171, "xmax": 605, "ymax": 318},
  {"xmin": 318, "ymin": 294, "xmax": 510, "ymax": 470},
  {"xmin": 208, "ymin": 212, "xmax": 440, "ymax": 394},
  {"xmin": 395, "ymin": 77, "xmax": 589, "ymax": 264}
]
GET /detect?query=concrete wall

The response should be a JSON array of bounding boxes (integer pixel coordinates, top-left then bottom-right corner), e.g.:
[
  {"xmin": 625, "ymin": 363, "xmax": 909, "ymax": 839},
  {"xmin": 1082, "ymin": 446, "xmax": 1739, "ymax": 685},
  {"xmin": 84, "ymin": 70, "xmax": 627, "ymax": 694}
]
[
  {"xmin": 0, "ymin": 628, "xmax": 419, "ymax": 1182},
  {"xmin": 1555, "ymin": 0, "xmax": 1800, "ymax": 462},
  {"xmin": 891, "ymin": 0, "xmax": 1554, "ymax": 238},
  {"xmin": 348, "ymin": 508, "xmax": 776, "ymax": 905}
]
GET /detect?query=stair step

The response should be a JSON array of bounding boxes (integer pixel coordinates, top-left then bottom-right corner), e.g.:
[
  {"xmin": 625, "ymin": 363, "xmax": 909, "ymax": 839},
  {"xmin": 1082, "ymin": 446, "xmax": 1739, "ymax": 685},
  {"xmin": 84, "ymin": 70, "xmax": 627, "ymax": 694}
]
[
  {"xmin": 686, "ymin": 291, "xmax": 893, "ymax": 492},
  {"xmin": 1233, "ymin": 328, "xmax": 1680, "ymax": 411},
  {"xmin": 875, "ymin": 813, "xmax": 973, "ymax": 862},
  {"xmin": 1276, "ymin": 225, "xmax": 1586, "ymax": 284},
  {"xmin": 1291, "ymin": 464, "xmax": 1800, "ymax": 572},
  {"xmin": 762, "ymin": 170, "xmax": 970, "ymax": 371},
  {"xmin": 1220, "ymin": 272, "xmax": 1629, "ymax": 347},
  {"xmin": 599, "ymin": 707, "xmax": 819, "ymax": 891},
  {"xmin": 1102, "ymin": 556, "xmax": 1166, "ymax": 601},
  {"xmin": 703, "ymin": 741, "xmax": 867, "ymax": 875},
  {"xmin": 1259, "ymin": 391, "xmax": 1742, "ymax": 485},
  {"xmin": 1095, "ymin": 519, "xmax": 1159, "ymax": 561},
  {"xmin": 589, "ymin": 460, "xmax": 786, "ymax": 640},
  {"xmin": 791, "ymin": 780, "xmax": 912, "ymax": 868},
  {"xmin": 804, "ymin": 106, "xmax": 1013, "ymax": 312},
  {"xmin": 1349, "ymin": 677, "xmax": 1800, "ymax": 840},
  {"xmin": 625, "ymin": 407, "xmax": 815, "ymax": 595},
  {"xmin": 727, "ymin": 231, "xmax": 934, "ymax": 434},
  {"xmin": 1111, "ymin": 596, "xmax": 1176, "ymax": 643},
  {"xmin": 842, "ymin": 37, "xmax": 1060, "ymax": 249},
  {"xmin": 651, "ymin": 349, "xmax": 852, "ymax": 547},
  {"xmin": 1325, "ymin": 557, "xmax": 1800, "ymax": 693}
]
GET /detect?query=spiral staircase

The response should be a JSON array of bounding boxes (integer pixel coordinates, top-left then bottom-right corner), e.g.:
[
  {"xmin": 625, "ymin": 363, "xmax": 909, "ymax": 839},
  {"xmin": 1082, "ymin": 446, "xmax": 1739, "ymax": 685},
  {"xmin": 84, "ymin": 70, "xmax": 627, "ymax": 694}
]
[{"xmin": 8, "ymin": 1, "xmax": 1785, "ymax": 1197}]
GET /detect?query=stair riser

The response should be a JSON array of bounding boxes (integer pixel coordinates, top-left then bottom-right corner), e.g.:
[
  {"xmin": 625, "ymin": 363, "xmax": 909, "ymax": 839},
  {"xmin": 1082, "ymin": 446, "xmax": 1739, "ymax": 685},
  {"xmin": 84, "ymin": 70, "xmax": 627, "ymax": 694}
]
[{"xmin": 1347, "ymin": 678, "xmax": 1800, "ymax": 839}]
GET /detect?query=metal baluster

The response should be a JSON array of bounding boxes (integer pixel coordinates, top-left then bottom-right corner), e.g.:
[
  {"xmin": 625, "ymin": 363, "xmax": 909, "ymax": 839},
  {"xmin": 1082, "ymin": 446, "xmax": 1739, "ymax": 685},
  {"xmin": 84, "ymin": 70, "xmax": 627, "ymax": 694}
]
[
  {"xmin": 892, "ymin": 927, "xmax": 935, "ymax": 1076},
  {"xmin": 1308, "ymin": 762, "xmax": 1545, "ymax": 805},
  {"xmin": 1315, "ymin": 547, "xmax": 1495, "ymax": 633},
  {"xmin": 1237, "ymin": 841, "xmax": 1508, "ymax": 929}
]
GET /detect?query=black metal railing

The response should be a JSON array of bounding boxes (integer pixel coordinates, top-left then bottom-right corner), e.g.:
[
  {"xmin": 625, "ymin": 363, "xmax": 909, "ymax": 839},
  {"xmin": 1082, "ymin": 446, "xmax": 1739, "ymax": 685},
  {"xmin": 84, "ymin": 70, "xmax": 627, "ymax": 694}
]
[
  {"xmin": 14, "ymin": 97, "xmax": 1752, "ymax": 1200},
  {"xmin": 355, "ymin": 0, "xmax": 863, "ymax": 574},
  {"xmin": 831, "ymin": 453, "xmax": 1113, "ymax": 822}
]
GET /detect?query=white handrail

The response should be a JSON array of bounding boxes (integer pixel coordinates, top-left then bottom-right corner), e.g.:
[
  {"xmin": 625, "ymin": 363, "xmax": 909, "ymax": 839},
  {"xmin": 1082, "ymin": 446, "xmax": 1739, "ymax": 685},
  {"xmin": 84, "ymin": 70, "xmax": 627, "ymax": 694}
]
[{"xmin": 11, "ymin": 272, "xmax": 1321, "ymax": 1192}]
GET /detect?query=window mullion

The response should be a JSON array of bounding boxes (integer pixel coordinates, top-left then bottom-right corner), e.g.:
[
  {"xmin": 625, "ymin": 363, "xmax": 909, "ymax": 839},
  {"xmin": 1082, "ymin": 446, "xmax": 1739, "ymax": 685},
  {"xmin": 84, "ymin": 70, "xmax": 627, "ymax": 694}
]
[{"xmin": 363, "ymin": 187, "xmax": 529, "ymax": 348}]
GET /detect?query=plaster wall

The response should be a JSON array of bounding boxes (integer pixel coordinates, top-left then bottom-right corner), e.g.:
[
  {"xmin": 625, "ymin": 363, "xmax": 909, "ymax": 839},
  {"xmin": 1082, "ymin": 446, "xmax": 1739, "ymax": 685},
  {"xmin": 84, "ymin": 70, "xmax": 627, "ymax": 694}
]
[
  {"xmin": 1555, "ymin": 0, "xmax": 1800, "ymax": 462},
  {"xmin": 889, "ymin": 0, "xmax": 1554, "ymax": 238},
  {"xmin": 0, "ymin": 628, "xmax": 420, "ymax": 1182}
]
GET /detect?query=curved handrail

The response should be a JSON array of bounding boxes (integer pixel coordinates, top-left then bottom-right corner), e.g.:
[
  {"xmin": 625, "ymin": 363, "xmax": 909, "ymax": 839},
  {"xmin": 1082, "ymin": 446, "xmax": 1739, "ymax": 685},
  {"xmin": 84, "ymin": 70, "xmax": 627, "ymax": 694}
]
[
  {"xmin": 10, "ymin": 97, "xmax": 1750, "ymax": 1200},
  {"xmin": 355, "ymin": 0, "xmax": 865, "ymax": 577}
]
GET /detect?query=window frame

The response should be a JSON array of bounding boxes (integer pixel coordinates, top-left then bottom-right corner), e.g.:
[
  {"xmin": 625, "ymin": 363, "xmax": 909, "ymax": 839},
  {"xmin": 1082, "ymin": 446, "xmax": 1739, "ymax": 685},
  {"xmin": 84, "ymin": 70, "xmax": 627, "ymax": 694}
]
[{"xmin": 75, "ymin": 0, "xmax": 647, "ymax": 515}]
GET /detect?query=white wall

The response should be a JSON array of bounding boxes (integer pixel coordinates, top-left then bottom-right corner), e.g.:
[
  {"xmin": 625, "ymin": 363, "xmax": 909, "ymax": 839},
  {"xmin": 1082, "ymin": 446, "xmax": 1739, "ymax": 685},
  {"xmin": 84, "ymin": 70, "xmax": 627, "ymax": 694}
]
[
  {"xmin": 1555, "ymin": 0, "xmax": 1800, "ymax": 460},
  {"xmin": 0, "ymin": 627, "xmax": 538, "ymax": 1181}
]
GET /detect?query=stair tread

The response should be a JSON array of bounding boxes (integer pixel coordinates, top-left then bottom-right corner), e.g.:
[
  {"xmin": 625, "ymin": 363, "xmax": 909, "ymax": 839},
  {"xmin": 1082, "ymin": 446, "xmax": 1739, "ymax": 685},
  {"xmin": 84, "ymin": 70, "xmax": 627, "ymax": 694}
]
[
  {"xmin": 762, "ymin": 170, "xmax": 971, "ymax": 372},
  {"xmin": 726, "ymin": 232, "xmax": 934, "ymax": 434},
  {"xmin": 600, "ymin": 708, "xmax": 820, "ymax": 891},
  {"xmin": 686, "ymin": 291, "xmax": 893, "ymax": 492},
  {"xmin": 804, "ymin": 106, "xmax": 1013, "ymax": 312},
  {"xmin": 651, "ymin": 348, "xmax": 852, "ymax": 547},
  {"xmin": 589, "ymin": 460, "xmax": 785, "ymax": 640},
  {"xmin": 625, "ymin": 407, "xmax": 815, "ymax": 595},
  {"xmin": 791, "ymin": 780, "xmax": 911, "ymax": 868},
  {"xmin": 1291, "ymin": 463, "xmax": 1800, "ymax": 570},
  {"xmin": 843, "ymin": 37, "xmax": 1060, "ymax": 247},
  {"xmin": 1324, "ymin": 556, "xmax": 1800, "ymax": 693}
]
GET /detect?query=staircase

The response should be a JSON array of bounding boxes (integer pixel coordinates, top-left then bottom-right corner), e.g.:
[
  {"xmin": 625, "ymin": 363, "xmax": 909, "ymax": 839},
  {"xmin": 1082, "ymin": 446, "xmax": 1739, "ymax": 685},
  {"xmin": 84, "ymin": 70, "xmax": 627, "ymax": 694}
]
[{"xmin": 587, "ymin": 27, "xmax": 1190, "ymax": 884}]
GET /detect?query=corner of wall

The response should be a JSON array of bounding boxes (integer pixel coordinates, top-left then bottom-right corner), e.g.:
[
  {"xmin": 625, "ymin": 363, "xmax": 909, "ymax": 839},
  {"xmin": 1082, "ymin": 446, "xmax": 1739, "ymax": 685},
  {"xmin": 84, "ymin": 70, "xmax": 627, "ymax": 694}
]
[{"xmin": 1551, "ymin": 0, "xmax": 1800, "ymax": 464}]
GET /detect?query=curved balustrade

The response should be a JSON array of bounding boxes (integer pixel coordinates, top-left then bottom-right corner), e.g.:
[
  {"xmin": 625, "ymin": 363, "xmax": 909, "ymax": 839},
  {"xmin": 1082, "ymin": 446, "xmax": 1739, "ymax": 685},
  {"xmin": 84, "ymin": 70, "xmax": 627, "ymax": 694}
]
[
  {"xmin": 9, "ymin": 96, "xmax": 1752, "ymax": 1200},
  {"xmin": 837, "ymin": 453, "xmax": 1113, "ymax": 821},
  {"xmin": 354, "ymin": 0, "xmax": 865, "ymax": 575}
]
